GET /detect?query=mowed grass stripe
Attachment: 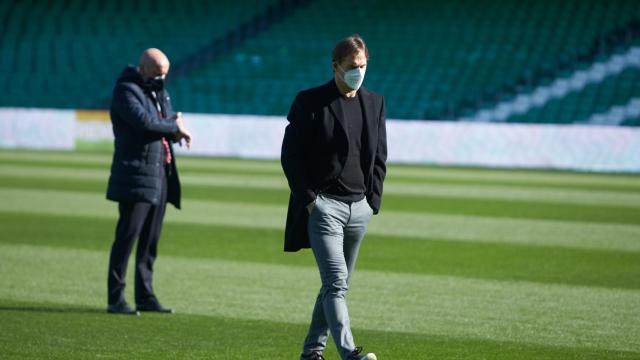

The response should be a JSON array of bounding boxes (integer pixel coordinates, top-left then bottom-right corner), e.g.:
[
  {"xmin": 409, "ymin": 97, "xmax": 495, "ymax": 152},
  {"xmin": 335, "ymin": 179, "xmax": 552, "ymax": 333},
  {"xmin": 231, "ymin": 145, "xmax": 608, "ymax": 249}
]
[
  {"xmin": 2, "ymin": 174, "xmax": 639, "ymax": 226},
  {"xmin": 0, "ymin": 150, "xmax": 280, "ymax": 173},
  {"xmin": 387, "ymin": 166, "xmax": 640, "ymax": 188},
  {"xmin": 2, "ymin": 212, "xmax": 638, "ymax": 290},
  {"xmin": 1, "ymin": 187, "xmax": 639, "ymax": 252},
  {"xmin": 1, "ymin": 243, "xmax": 638, "ymax": 353},
  {"xmin": 3, "ymin": 148, "xmax": 638, "ymax": 185},
  {"xmin": 4, "ymin": 163, "xmax": 640, "ymax": 226},
  {"xmin": 3, "ymin": 300, "xmax": 636, "ymax": 360},
  {"xmin": 2, "ymin": 150, "xmax": 640, "ymax": 192},
  {"xmin": 3, "ymin": 164, "xmax": 640, "ymax": 209}
]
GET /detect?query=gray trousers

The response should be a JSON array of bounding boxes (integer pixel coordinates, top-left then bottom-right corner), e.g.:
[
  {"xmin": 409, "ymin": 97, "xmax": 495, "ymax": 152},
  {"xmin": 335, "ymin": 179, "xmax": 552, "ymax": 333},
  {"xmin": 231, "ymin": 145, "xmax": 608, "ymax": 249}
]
[{"xmin": 303, "ymin": 194, "xmax": 373, "ymax": 360}]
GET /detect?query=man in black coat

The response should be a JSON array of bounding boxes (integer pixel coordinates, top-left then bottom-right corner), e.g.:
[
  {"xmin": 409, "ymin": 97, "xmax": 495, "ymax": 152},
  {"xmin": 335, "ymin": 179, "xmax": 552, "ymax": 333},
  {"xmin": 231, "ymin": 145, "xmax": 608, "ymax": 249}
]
[
  {"xmin": 106, "ymin": 48, "xmax": 192, "ymax": 315},
  {"xmin": 281, "ymin": 35, "xmax": 386, "ymax": 360}
]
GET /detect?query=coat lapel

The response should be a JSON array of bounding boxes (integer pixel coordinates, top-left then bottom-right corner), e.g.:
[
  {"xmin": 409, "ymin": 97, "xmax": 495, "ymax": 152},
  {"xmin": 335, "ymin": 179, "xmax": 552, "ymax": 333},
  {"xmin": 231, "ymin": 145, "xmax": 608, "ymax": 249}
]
[
  {"xmin": 328, "ymin": 89, "xmax": 347, "ymax": 137},
  {"xmin": 358, "ymin": 87, "xmax": 375, "ymax": 159}
]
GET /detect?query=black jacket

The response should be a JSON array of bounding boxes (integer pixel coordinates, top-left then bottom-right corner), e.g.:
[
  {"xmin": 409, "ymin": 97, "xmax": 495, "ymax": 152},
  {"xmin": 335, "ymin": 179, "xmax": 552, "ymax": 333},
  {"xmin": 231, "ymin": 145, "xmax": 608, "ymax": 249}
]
[
  {"xmin": 106, "ymin": 66, "xmax": 182, "ymax": 209},
  {"xmin": 281, "ymin": 80, "xmax": 387, "ymax": 252}
]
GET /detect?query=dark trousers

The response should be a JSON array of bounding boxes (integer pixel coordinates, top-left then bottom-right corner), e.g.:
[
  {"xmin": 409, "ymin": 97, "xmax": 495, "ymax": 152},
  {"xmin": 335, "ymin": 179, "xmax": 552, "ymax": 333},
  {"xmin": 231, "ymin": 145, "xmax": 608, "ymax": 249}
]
[{"xmin": 107, "ymin": 170, "xmax": 168, "ymax": 306}]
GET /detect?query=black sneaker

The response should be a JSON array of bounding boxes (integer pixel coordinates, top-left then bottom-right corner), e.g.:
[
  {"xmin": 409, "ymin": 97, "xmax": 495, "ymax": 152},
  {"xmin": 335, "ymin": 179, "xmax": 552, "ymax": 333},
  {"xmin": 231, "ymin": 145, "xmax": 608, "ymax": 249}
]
[
  {"xmin": 300, "ymin": 351, "xmax": 325, "ymax": 360},
  {"xmin": 348, "ymin": 346, "xmax": 377, "ymax": 360}
]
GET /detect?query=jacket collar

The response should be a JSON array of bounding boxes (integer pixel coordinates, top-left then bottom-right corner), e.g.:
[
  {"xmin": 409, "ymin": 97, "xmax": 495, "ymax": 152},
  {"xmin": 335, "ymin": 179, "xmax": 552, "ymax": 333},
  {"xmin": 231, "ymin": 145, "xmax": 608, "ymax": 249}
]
[
  {"xmin": 327, "ymin": 80, "xmax": 346, "ymax": 132},
  {"xmin": 326, "ymin": 79, "xmax": 373, "ymax": 138},
  {"xmin": 358, "ymin": 86, "xmax": 374, "ymax": 152},
  {"xmin": 327, "ymin": 79, "xmax": 372, "ymax": 139}
]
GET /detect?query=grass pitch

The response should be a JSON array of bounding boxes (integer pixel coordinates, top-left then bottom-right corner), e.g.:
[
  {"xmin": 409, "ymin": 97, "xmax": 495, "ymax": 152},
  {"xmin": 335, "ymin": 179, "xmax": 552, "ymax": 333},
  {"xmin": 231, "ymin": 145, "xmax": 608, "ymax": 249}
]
[{"xmin": 0, "ymin": 149, "xmax": 639, "ymax": 359}]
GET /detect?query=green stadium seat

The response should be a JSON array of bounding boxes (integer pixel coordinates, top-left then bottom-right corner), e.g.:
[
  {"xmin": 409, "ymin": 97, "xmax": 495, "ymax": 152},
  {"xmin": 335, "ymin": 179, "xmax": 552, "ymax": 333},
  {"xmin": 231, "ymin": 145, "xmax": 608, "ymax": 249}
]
[
  {"xmin": 0, "ymin": 0, "xmax": 279, "ymax": 109},
  {"xmin": 1, "ymin": 0, "xmax": 638, "ymax": 126}
]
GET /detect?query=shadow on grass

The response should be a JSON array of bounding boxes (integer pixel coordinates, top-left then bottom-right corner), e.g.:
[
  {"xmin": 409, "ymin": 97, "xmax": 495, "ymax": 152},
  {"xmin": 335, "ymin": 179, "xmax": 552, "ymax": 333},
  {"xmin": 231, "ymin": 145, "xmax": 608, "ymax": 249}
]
[{"xmin": 0, "ymin": 305, "xmax": 104, "ymax": 314}]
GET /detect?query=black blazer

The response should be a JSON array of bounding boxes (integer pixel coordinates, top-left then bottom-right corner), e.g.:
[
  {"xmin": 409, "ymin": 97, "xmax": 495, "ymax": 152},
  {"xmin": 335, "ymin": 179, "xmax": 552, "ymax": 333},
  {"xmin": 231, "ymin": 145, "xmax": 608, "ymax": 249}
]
[
  {"xmin": 106, "ymin": 66, "xmax": 182, "ymax": 209},
  {"xmin": 281, "ymin": 80, "xmax": 387, "ymax": 252}
]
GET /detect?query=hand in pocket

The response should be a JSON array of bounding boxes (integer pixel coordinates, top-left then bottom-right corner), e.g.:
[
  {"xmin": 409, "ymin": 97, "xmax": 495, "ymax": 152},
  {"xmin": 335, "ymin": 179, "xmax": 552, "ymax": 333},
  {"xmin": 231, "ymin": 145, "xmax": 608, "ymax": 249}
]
[{"xmin": 306, "ymin": 200, "xmax": 316, "ymax": 215}]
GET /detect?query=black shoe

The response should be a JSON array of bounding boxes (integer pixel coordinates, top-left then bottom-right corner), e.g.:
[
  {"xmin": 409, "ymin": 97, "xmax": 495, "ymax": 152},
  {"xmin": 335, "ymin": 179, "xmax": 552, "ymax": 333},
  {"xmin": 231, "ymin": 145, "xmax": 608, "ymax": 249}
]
[
  {"xmin": 348, "ymin": 346, "xmax": 377, "ymax": 360},
  {"xmin": 300, "ymin": 351, "xmax": 325, "ymax": 360},
  {"xmin": 136, "ymin": 299, "xmax": 174, "ymax": 313},
  {"xmin": 107, "ymin": 302, "xmax": 140, "ymax": 316}
]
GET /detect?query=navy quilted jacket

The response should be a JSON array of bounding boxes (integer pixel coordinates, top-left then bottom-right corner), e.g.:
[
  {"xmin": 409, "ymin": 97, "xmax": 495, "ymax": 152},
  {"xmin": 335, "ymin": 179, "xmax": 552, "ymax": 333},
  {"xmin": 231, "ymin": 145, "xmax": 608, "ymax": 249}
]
[{"xmin": 106, "ymin": 66, "xmax": 181, "ymax": 209}]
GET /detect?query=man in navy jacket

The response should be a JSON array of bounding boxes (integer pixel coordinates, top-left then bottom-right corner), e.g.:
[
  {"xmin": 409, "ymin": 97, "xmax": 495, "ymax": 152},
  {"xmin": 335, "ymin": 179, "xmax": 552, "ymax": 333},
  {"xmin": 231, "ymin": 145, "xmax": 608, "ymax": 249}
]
[{"xmin": 106, "ymin": 48, "xmax": 191, "ymax": 315}]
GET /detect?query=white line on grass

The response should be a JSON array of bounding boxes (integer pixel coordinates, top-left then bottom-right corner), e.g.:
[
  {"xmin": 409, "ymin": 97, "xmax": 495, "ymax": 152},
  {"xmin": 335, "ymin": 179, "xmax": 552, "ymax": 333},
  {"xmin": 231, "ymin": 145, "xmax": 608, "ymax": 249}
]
[
  {"xmin": 0, "ymin": 244, "xmax": 638, "ymax": 352},
  {"xmin": 1, "ymin": 188, "xmax": 639, "ymax": 252}
]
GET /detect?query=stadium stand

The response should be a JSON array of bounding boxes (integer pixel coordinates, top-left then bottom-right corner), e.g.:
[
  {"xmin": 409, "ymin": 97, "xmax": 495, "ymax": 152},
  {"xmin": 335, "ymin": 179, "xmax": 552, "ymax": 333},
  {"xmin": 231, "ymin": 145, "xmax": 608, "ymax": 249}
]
[
  {"xmin": 503, "ymin": 56, "xmax": 640, "ymax": 126},
  {"xmin": 0, "ymin": 0, "xmax": 280, "ymax": 109},
  {"xmin": 0, "ymin": 0, "xmax": 638, "ymax": 125}
]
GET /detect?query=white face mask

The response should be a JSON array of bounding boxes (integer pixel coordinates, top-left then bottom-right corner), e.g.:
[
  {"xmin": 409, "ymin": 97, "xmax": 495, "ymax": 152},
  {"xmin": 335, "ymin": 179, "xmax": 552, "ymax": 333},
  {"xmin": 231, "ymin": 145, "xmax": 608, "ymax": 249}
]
[{"xmin": 339, "ymin": 64, "xmax": 366, "ymax": 90}]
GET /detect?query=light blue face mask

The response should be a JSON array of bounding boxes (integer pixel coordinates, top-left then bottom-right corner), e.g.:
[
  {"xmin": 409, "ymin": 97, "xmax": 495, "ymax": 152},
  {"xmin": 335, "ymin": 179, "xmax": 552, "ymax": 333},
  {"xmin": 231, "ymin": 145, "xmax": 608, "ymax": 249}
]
[{"xmin": 339, "ymin": 64, "xmax": 366, "ymax": 90}]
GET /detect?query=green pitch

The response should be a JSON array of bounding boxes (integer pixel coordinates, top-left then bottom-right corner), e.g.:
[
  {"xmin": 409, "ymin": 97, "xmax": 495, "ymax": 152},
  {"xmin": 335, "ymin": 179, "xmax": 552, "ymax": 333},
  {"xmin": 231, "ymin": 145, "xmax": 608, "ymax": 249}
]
[{"xmin": 0, "ymin": 149, "xmax": 638, "ymax": 359}]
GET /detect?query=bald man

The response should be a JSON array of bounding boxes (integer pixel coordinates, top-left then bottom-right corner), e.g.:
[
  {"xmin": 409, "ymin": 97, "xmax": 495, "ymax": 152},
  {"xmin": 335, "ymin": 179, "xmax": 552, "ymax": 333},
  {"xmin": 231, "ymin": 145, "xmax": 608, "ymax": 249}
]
[{"xmin": 106, "ymin": 48, "xmax": 192, "ymax": 315}]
